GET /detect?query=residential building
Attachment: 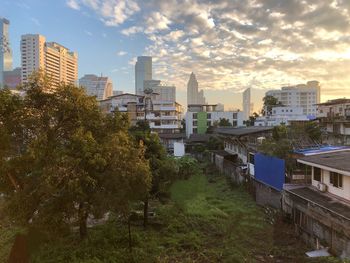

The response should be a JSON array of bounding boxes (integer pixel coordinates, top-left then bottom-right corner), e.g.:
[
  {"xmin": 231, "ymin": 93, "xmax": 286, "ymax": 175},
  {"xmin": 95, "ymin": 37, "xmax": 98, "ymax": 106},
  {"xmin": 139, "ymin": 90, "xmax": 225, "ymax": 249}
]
[
  {"xmin": 187, "ymin": 72, "xmax": 206, "ymax": 105},
  {"xmin": 3, "ymin": 67, "xmax": 21, "ymax": 89},
  {"xmin": 0, "ymin": 17, "xmax": 12, "ymax": 87},
  {"xmin": 113, "ymin": 90, "xmax": 123, "ymax": 96},
  {"xmin": 283, "ymin": 149, "xmax": 350, "ymax": 258},
  {"xmin": 144, "ymin": 79, "xmax": 176, "ymax": 102},
  {"xmin": 317, "ymin": 98, "xmax": 350, "ymax": 146},
  {"xmin": 79, "ymin": 74, "xmax": 113, "ymax": 100},
  {"xmin": 254, "ymin": 106, "xmax": 311, "ymax": 126},
  {"xmin": 135, "ymin": 56, "xmax": 152, "ymax": 95},
  {"xmin": 21, "ymin": 34, "xmax": 78, "ymax": 86},
  {"xmin": 99, "ymin": 93, "xmax": 184, "ymax": 153},
  {"xmin": 243, "ymin": 88, "xmax": 253, "ymax": 120},
  {"xmin": 185, "ymin": 104, "xmax": 244, "ymax": 137},
  {"xmin": 266, "ymin": 81, "xmax": 321, "ymax": 117}
]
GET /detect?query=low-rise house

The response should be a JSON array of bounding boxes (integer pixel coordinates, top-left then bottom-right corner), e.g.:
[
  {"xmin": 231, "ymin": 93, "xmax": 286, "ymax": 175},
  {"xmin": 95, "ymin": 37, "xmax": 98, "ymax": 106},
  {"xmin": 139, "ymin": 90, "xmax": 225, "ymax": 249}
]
[
  {"xmin": 283, "ymin": 149, "xmax": 350, "ymax": 258},
  {"xmin": 317, "ymin": 98, "xmax": 350, "ymax": 146}
]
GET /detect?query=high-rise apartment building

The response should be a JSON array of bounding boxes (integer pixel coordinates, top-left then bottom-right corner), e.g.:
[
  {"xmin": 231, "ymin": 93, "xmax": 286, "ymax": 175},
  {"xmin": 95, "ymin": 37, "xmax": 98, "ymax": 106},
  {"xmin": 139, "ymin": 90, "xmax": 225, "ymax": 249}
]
[
  {"xmin": 21, "ymin": 34, "xmax": 78, "ymax": 86},
  {"xmin": 144, "ymin": 79, "xmax": 176, "ymax": 102},
  {"xmin": 79, "ymin": 74, "xmax": 113, "ymax": 100},
  {"xmin": 266, "ymin": 81, "xmax": 321, "ymax": 117},
  {"xmin": 242, "ymin": 88, "xmax": 251, "ymax": 121},
  {"xmin": 135, "ymin": 56, "xmax": 152, "ymax": 95},
  {"xmin": 187, "ymin": 72, "xmax": 206, "ymax": 105},
  {"xmin": 0, "ymin": 17, "xmax": 13, "ymax": 87}
]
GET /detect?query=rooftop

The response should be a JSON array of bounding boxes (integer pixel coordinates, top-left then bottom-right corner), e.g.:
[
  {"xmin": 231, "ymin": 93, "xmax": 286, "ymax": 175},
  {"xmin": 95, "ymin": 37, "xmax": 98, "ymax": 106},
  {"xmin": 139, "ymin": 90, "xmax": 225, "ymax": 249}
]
[
  {"xmin": 317, "ymin": 98, "xmax": 350, "ymax": 106},
  {"xmin": 298, "ymin": 150, "xmax": 350, "ymax": 174},
  {"xmin": 286, "ymin": 186, "xmax": 350, "ymax": 220},
  {"xmin": 216, "ymin": 126, "xmax": 273, "ymax": 137},
  {"xmin": 294, "ymin": 145, "xmax": 350, "ymax": 156}
]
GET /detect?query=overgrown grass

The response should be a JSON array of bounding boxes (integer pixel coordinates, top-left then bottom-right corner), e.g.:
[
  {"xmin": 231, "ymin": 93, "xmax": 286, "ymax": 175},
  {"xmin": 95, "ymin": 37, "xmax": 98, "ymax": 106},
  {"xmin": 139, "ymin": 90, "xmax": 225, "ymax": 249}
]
[{"xmin": 2, "ymin": 172, "xmax": 346, "ymax": 262}]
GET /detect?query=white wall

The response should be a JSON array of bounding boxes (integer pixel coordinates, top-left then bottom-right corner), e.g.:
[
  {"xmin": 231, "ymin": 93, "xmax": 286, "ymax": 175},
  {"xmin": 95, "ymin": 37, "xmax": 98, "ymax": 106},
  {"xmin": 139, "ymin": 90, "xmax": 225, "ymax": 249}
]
[{"xmin": 311, "ymin": 167, "xmax": 350, "ymax": 201}]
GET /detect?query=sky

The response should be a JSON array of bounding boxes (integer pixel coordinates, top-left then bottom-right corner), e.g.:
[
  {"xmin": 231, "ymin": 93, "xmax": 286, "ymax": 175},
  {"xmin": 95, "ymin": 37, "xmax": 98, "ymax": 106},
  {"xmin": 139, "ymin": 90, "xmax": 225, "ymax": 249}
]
[{"xmin": 1, "ymin": 0, "xmax": 350, "ymax": 112}]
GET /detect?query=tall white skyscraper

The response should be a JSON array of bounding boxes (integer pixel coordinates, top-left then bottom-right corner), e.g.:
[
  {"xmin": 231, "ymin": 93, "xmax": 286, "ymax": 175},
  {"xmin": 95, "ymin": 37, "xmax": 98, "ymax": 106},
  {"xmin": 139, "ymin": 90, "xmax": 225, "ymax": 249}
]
[
  {"xmin": 135, "ymin": 56, "xmax": 152, "ymax": 95},
  {"xmin": 243, "ymin": 88, "xmax": 252, "ymax": 120},
  {"xmin": 21, "ymin": 34, "xmax": 78, "ymax": 87},
  {"xmin": 0, "ymin": 17, "xmax": 13, "ymax": 87},
  {"xmin": 187, "ymin": 72, "xmax": 206, "ymax": 105},
  {"xmin": 79, "ymin": 74, "xmax": 113, "ymax": 100},
  {"xmin": 266, "ymin": 81, "xmax": 321, "ymax": 117}
]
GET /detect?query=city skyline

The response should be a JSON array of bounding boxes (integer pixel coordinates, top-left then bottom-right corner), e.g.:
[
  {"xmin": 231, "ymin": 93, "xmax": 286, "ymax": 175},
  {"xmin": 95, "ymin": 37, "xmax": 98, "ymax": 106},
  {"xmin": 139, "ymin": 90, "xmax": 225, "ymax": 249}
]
[{"xmin": 1, "ymin": 1, "xmax": 350, "ymax": 111}]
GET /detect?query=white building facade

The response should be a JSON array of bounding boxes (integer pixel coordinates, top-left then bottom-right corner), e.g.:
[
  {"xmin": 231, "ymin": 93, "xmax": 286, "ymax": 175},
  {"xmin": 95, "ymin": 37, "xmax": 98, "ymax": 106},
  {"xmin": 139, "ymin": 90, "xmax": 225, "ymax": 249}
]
[
  {"xmin": 79, "ymin": 74, "xmax": 113, "ymax": 100},
  {"xmin": 266, "ymin": 81, "xmax": 320, "ymax": 117},
  {"xmin": 185, "ymin": 104, "xmax": 244, "ymax": 137},
  {"xmin": 255, "ymin": 106, "xmax": 311, "ymax": 126},
  {"xmin": 21, "ymin": 34, "xmax": 78, "ymax": 87},
  {"xmin": 243, "ymin": 88, "xmax": 253, "ymax": 121}
]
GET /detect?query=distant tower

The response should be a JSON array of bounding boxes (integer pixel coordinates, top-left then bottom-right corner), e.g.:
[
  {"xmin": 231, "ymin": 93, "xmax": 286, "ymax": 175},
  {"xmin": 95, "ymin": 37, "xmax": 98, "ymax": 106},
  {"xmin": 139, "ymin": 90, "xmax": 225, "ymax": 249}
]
[
  {"xmin": 187, "ymin": 72, "xmax": 206, "ymax": 105},
  {"xmin": 135, "ymin": 56, "xmax": 152, "ymax": 95},
  {"xmin": 243, "ymin": 88, "xmax": 251, "ymax": 120},
  {"xmin": 0, "ymin": 17, "xmax": 13, "ymax": 87}
]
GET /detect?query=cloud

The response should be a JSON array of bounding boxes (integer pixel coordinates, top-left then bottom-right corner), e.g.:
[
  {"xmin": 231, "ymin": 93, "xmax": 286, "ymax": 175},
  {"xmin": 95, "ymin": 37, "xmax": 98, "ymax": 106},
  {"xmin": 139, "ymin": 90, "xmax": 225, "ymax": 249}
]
[
  {"xmin": 117, "ymin": 51, "xmax": 127, "ymax": 56},
  {"xmin": 121, "ymin": 26, "xmax": 143, "ymax": 36},
  {"xmin": 71, "ymin": 0, "xmax": 350, "ymax": 100},
  {"xmin": 66, "ymin": 0, "xmax": 80, "ymax": 10}
]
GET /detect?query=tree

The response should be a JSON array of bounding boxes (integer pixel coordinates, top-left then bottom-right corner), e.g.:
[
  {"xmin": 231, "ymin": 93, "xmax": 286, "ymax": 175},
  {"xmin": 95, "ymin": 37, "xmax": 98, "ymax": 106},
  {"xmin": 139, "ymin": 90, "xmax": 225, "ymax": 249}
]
[
  {"xmin": 130, "ymin": 121, "xmax": 173, "ymax": 227},
  {"xmin": 244, "ymin": 112, "xmax": 259, "ymax": 126},
  {"xmin": 261, "ymin": 95, "xmax": 281, "ymax": 116},
  {"xmin": 218, "ymin": 118, "xmax": 232, "ymax": 127},
  {"xmin": 0, "ymin": 73, "xmax": 151, "ymax": 239}
]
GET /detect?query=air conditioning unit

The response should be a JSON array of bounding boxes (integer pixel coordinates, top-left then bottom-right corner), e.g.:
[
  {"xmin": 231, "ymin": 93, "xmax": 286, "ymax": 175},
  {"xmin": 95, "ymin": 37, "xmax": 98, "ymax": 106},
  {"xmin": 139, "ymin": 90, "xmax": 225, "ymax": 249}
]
[{"xmin": 317, "ymin": 183, "xmax": 327, "ymax": 192}]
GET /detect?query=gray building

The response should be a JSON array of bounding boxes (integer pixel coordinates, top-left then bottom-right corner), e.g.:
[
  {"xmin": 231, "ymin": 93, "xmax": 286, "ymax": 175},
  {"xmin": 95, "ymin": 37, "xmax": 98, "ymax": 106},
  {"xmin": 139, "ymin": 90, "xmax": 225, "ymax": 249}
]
[
  {"xmin": 187, "ymin": 72, "xmax": 206, "ymax": 106},
  {"xmin": 135, "ymin": 56, "xmax": 152, "ymax": 95},
  {"xmin": 0, "ymin": 17, "xmax": 13, "ymax": 87}
]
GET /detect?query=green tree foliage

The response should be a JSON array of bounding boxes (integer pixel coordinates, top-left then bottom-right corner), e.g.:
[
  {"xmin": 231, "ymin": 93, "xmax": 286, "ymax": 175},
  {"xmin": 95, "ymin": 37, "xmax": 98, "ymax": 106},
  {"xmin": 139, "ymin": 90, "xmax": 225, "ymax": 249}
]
[
  {"xmin": 218, "ymin": 118, "xmax": 232, "ymax": 127},
  {"xmin": 176, "ymin": 156, "xmax": 201, "ymax": 180},
  {"xmin": 0, "ymin": 73, "xmax": 151, "ymax": 239},
  {"xmin": 244, "ymin": 112, "xmax": 259, "ymax": 126},
  {"xmin": 130, "ymin": 121, "xmax": 178, "ymax": 226},
  {"xmin": 261, "ymin": 95, "xmax": 281, "ymax": 116}
]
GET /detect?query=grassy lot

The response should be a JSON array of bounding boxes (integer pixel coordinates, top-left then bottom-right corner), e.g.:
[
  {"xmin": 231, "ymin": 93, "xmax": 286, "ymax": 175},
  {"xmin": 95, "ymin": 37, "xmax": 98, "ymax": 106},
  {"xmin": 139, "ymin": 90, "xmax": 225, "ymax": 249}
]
[{"xmin": 1, "ymin": 172, "xmax": 345, "ymax": 262}]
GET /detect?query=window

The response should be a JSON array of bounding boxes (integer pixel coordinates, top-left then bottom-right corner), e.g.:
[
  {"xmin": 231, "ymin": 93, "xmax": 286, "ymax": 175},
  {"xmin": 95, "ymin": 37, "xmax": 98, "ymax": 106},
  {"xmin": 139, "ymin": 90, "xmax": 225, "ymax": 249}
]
[
  {"xmin": 232, "ymin": 113, "xmax": 237, "ymax": 119},
  {"xmin": 193, "ymin": 128, "xmax": 198, "ymax": 134},
  {"xmin": 193, "ymin": 113, "xmax": 197, "ymax": 119},
  {"xmin": 193, "ymin": 121, "xmax": 197, "ymax": 126},
  {"xmin": 207, "ymin": 121, "xmax": 211, "ymax": 126},
  {"xmin": 313, "ymin": 167, "xmax": 321, "ymax": 182},
  {"xmin": 249, "ymin": 153, "xmax": 255, "ymax": 165},
  {"xmin": 207, "ymin": 113, "xmax": 211, "ymax": 119},
  {"xmin": 330, "ymin": 172, "xmax": 343, "ymax": 188}
]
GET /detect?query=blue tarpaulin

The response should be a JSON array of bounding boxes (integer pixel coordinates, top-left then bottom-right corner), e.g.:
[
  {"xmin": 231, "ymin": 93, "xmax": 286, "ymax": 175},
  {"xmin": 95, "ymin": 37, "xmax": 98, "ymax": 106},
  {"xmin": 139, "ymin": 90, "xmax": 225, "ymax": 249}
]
[{"xmin": 254, "ymin": 153, "xmax": 285, "ymax": 191}]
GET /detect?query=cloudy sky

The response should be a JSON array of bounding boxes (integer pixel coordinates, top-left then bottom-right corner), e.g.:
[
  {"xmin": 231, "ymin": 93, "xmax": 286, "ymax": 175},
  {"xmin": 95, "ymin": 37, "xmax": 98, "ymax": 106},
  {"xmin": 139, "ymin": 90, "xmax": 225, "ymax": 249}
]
[{"xmin": 2, "ymin": 0, "xmax": 350, "ymax": 111}]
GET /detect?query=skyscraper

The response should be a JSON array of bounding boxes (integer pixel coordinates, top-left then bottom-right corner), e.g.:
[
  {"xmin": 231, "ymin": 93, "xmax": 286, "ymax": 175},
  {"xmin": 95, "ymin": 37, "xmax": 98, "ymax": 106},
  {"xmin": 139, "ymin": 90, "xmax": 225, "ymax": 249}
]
[
  {"xmin": 135, "ymin": 56, "xmax": 152, "ymax": 95},
  {"xmin": 0, "ymin": 17, "xmax": 13, "ymax": 87},
  {"xmin": 243, "ymin": 88, "xmax": 251, "ymax": 120},
  {"xmin": 187, "ymin": 72, "xmax": 206, "ymax": 105},
  {"xmin": 21, "ymin": 34, "xmax": 78, "ymax": 87},
  {"xmin": 79, "ymin": 74, "xmax": 113, "ymax": 100}
]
